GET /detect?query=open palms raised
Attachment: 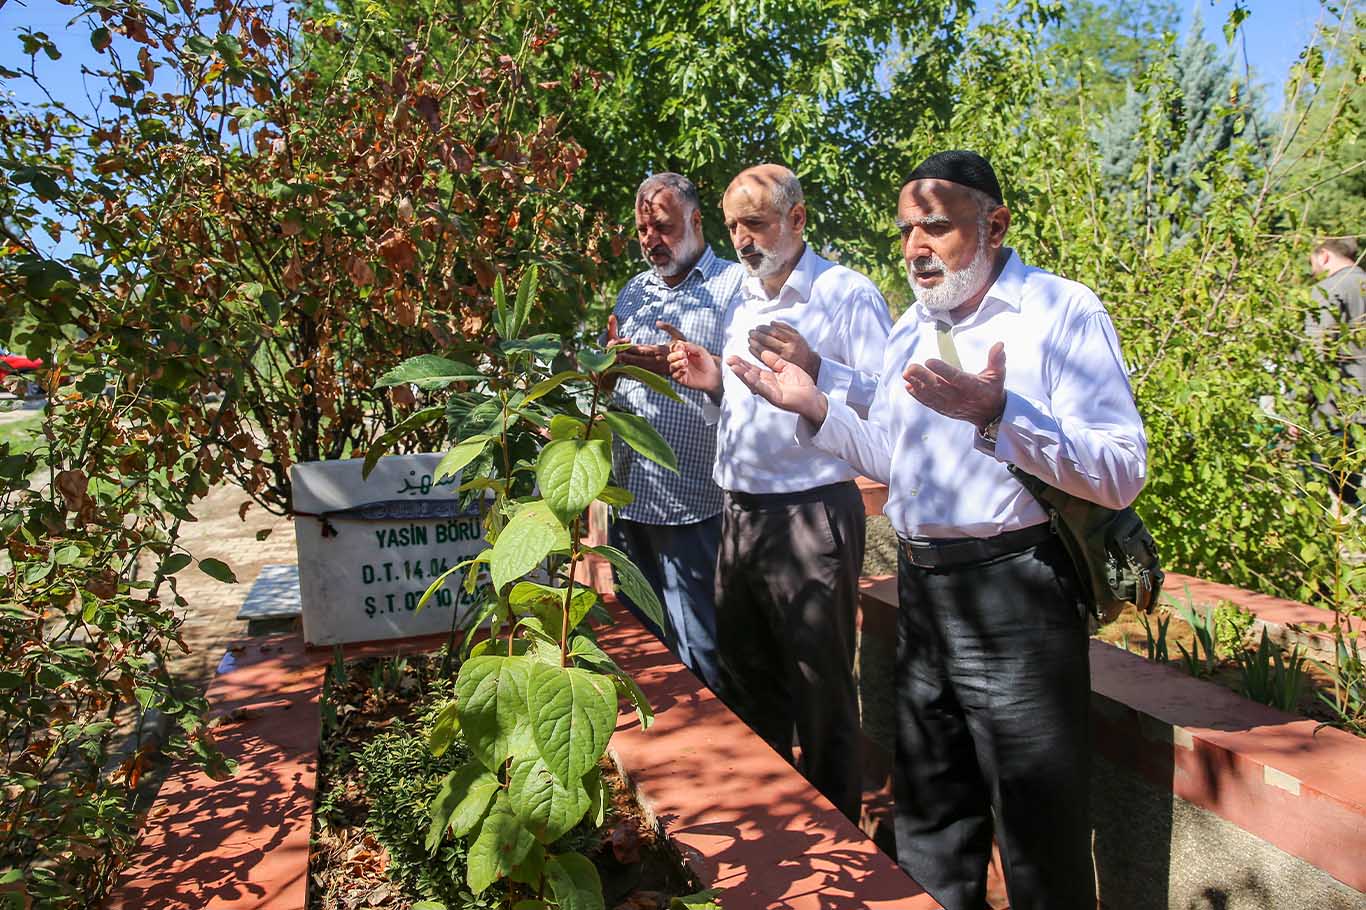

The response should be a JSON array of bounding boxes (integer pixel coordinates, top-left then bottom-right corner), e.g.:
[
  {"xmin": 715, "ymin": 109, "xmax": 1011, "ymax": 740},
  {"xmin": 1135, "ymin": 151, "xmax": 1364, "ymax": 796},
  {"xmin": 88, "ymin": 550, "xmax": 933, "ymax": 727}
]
[{"xmin": 726, "ymin": 350, "xmax": 828, "ymax": 426}]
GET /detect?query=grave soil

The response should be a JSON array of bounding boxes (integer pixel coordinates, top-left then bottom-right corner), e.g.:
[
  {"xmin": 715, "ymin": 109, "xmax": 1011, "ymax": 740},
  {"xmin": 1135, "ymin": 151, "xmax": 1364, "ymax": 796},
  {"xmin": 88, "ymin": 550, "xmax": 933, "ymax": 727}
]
[{"xmin": 308, "ymin": 650, "xmax": 699, "ymax": 910}]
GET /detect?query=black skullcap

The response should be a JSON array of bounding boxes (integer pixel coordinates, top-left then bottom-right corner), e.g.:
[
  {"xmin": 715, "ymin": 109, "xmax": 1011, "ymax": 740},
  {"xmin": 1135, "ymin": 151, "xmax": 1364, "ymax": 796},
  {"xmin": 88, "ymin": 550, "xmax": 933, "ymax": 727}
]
[{"xmin": 905, "ymin": 150, "xmax": 1003, "ymax": 205}]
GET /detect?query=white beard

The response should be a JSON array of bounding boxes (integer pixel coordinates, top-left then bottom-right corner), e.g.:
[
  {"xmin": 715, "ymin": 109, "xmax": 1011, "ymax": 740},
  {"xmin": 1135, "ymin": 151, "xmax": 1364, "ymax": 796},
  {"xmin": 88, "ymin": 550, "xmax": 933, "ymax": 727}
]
[
  {"xmin": 645, "ymin": 224, "xmax": 705, "ymax": 279},
  {"xmin": 741, "ymin": 222, "xmax": 796, "ymax": 279},
  {"xmin": 908, "ymin": 228, "xmax": 994, "ymax": 314}
]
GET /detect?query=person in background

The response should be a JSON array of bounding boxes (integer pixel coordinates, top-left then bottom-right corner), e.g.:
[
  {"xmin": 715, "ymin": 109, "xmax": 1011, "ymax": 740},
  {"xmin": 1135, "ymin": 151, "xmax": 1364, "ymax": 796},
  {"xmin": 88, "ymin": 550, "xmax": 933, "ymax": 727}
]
[
  {"xmin": 727, "ymin": 151, "xmax": 1147, "ymax": 908},
  {"xmin": 666, "ymin": 163, "xmax": 891, "ymax": 823},
  {"xmin": 604, "ymin": 172, "xmax": 744, "ymax": 691},
  {"xmin": 1308, "ymin": 236, "xmax": 1365, "ymax": 505}
]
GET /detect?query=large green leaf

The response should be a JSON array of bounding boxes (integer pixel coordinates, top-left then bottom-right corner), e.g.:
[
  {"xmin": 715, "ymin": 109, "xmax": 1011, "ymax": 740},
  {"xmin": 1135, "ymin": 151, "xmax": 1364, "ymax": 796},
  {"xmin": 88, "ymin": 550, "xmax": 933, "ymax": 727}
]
[
  {"xmin": 570, "ymin": 635, "xmax": 654, "ymax": 732},
  {"xmin": 509, "ymin": 581, "xmax": 597, "ymax": 636},
  {"xmin": 507, "ymin": 755, "xmax": 591, "ymax": 842},
  {"xmin": 456, "ymin": 655, "xmax": 536, "ymax": 770},
  {"xmin": 526, "ymin": 664, "xmax": 618, "ymax": 785},
  {"xmin": 525, "ymin": 371, "xmax": 582, "ymax": 406},
  {"xmin": 490, "ymin": 501, "xmax": 568, "ymax": 592},
  {"xmin": 427, "ymin": 700, "xmax": 461, "ymax": 757},
  {"xmin": 536, "ymin": 439, "xmax": 611, "ymax": 525},
  {"xmin": 375, "ymin": 354, "xmax": 481, "ymax": 389},
  {"xmin": 510, "ymin": 265, "xmax": 538, "ymax": 338},
  {"xmin": 468, "ymin": 793, "xmax": 537, "ymax": 894},
  {"xmin": 576, "ymin": 347, "xmax": 616, "ymax": 374},
  {"xmin": 425, "ymin": 760, "xmax": 499, "ymax": 854},
  {"xmin": 544, "ymin": 851, "xmax": 605, "ymax": 910},
  {"xmin": 433, "ymin": 434, "xmax": 491, "ymax": 483},
  {"xmin": 609, "ymin": 364, "xmax": 684, "ymax": 403},
  {"xmin": 602, "ymin": 410, "xmax": 678, "ymax": 473},
  {"xmin": 586, "ymin": 544, "xmax": 665, "ymax": 631},
  {"xmin": 500, "ymin": 333, "xmax": 561, "ymax": 362},
  {"xmin": 362, "ymin": 405, "xmax": 444, "ymax": 478}
]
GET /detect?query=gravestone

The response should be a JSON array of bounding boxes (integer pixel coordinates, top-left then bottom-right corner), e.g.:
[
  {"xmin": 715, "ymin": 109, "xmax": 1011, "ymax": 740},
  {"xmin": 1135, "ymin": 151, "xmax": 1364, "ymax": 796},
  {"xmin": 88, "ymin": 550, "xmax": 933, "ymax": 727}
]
[{"xmin": 291, "ymin": 453, "xmax": 490, "ymax": 646}]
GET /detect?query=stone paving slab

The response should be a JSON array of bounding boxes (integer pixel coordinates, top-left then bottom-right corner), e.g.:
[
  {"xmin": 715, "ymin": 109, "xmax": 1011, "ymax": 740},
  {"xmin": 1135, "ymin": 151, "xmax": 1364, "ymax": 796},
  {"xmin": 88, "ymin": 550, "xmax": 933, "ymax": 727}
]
[{"xmin": 236, "ymin": 564, "xmax": 302, "ymax": 621}]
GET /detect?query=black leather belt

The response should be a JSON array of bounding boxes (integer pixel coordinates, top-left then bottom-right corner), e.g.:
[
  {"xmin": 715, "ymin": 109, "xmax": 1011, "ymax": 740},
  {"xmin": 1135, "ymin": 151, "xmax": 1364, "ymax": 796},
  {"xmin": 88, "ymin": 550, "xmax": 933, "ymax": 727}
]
[
  {"xmin": 726, "ymin": 481, "xmax": 857, "ymax": 510},
  {"xmin": 899, "ymin": 522, "xmax": 1053, "ymax": 569}
]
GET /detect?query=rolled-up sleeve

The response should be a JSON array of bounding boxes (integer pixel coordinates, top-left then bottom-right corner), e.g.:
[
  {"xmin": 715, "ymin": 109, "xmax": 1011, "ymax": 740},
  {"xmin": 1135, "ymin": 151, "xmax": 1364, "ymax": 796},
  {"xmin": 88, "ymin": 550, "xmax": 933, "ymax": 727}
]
[{"xmin": 984, "ymin": 309, "xmax": 1147, "ymax": 510}]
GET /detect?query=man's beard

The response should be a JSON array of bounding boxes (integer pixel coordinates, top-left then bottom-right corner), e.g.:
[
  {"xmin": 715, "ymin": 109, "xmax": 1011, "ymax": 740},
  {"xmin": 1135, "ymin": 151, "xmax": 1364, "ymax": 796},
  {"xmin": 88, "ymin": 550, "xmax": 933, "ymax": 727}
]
[
  {"xmin": 738, "ymin": 221, "xmax": 795, "ymax": 279},
  {"xmin": 644, "ymin": 226, "xmax": 705, "ymax": 279},
  {"xmin": 908, "ymin": 223, "xmax": 994, "ymax": 314}
]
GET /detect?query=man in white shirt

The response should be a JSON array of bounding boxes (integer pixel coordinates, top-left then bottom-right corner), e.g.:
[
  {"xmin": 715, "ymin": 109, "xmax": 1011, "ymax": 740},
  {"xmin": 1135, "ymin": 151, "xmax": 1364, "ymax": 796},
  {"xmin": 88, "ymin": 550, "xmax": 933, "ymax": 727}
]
[
  {"xmin": 666, "ymin": 163, "xmax": 892, "ymax": 822},
  {"xmin": 728, "ymin": 151, "xmax": 1147, "ymax": 909}
]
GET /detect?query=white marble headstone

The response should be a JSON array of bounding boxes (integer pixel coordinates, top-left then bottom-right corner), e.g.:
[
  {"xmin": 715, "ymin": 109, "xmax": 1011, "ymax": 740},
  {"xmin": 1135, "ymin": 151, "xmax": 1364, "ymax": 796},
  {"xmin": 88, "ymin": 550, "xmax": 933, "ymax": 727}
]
[{"xmin": 291, "ymin": 453, "xmax": 490, "ymax": 646}]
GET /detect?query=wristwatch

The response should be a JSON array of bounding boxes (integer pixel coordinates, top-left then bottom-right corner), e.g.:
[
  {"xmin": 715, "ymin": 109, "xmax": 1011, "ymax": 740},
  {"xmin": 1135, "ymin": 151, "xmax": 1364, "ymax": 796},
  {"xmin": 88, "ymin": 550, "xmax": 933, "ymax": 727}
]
[{"xmin": 978, "ymin": 414, "xmax": 1002, "ymax": 443}]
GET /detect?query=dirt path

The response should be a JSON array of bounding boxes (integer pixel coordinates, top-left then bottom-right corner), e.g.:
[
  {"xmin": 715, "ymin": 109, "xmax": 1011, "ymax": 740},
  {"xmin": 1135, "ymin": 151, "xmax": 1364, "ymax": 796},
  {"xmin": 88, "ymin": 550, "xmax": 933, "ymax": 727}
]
[{"xmin": 165, "ymin": 484, "xmax": 297, "ymax": 691}]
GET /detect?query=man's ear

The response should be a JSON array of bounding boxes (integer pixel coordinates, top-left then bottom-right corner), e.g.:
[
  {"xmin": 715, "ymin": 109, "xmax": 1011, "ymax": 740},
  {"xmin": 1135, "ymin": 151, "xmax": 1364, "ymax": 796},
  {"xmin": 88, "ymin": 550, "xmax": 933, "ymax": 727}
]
[
  {"xmin": 987, "ymin": 205, "xmax": 1011, "ymax": 249},
  {"xmin": 690, "ymin": 206, "xmax": 703, "ymax": 234},
  {"xmin": 790, "ymin": 202, "xmax": 807, "ymax": 233}
]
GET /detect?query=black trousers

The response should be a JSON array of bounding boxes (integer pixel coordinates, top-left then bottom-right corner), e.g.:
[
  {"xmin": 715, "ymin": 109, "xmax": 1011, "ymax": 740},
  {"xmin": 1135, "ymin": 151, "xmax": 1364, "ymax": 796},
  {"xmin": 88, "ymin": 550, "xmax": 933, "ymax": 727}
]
[
  {"xmin": 713, "ymin": 481, "xmax": 865, "ymax": 822},
  {"xmin": 894, "ymin": 535, "xmax": 1095, "ymax": 910}
]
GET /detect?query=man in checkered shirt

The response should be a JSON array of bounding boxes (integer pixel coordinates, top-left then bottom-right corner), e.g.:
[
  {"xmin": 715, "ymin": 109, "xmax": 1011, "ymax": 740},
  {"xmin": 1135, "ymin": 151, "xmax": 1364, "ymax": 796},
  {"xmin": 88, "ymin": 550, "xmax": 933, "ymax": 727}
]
[{"xmin": 605, "ymin": 172, "xmax": 744, "ymax": 691}]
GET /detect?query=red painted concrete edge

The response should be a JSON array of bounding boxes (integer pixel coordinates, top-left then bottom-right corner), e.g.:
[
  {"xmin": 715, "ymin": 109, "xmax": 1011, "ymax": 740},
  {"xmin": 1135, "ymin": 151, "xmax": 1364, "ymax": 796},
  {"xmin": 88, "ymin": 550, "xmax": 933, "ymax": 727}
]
[
  {"xmin": 861, "ymin": 575, "xmax": 1366, "ymax": 893},
  {"xmin": 105, "ymin": 635, "xmax": 326, "ymax": 910},
  {"xmin": 596, "ymin": 604, "xmax": 938, "ymax": 910},
  {"xmin": 107, "ymin": 613, "xmax": 936, "ymax": 908}
]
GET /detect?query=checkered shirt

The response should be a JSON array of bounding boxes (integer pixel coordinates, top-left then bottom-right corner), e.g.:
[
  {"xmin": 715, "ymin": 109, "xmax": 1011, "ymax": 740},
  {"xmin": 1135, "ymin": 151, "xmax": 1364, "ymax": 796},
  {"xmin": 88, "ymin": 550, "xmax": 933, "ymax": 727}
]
[{"xmin": 610, "ymin": 246, "xmax": 743, "ymax": 525}]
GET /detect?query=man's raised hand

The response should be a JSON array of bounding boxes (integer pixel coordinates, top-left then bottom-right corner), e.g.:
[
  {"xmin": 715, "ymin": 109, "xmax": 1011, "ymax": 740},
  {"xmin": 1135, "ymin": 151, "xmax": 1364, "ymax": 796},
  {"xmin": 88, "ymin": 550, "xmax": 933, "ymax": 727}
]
[
  {"xmin": 903, "ymin": 341, "xmax": 1007, "ymax": 429},
  {"xmin": 660, "ymin": 321, "xmax": 723, "ymax": 399},
  {"xmin": 727, "ymin": 350, "xmax": 828, "ymax": 427},
  {"xmin": 748, "ymin": 321, "xmax": 820, "ymax": 378}
]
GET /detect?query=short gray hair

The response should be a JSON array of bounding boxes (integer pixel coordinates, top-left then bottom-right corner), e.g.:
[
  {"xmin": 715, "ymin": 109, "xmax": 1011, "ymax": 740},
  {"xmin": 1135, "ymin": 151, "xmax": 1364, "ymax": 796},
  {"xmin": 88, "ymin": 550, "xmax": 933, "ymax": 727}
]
[
  {"xmin": 635, "ymin": 172, "xmax": 700, "ymax": 214},
  {"xmin": 769, "ymin": 169, "xmax": 804, "ymax": 213}
]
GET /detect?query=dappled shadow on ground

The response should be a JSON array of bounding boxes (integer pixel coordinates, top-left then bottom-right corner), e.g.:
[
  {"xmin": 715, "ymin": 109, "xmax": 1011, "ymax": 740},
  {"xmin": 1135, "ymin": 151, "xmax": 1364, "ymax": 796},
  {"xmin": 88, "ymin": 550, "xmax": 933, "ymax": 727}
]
[
  {"xmin": 106, "ymin": 639, "xmax": 324, "ymax": 910},
  {"xmin": 599, "ymin": 606, "xmax": 940, "ymax": 910}
]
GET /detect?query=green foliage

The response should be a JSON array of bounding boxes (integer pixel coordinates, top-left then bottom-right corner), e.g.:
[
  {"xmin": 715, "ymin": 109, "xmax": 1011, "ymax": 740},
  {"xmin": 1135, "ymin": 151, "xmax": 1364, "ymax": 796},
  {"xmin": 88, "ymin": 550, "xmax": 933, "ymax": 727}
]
[
  {"xmin": 1095, "ymin": 17, "xmax": 1268, "ymax": 232},
  {"xmin": 384, "ymin": 270, "xmax": 676, "ymax": 907},
  {"xmin": 1313, "ymin": 622, "xmax": 1366, "ymax": 735},
  {"xmin": 359, "ymin": 726, "xmax": 502, "ymax": 909},
  {"xmin": 1043, "ymin": 0, "xmax": 1180, "ymax": 111},
  {"xmin": 1139, "ymin": 610, "xmax": 1172, "ymax": 663},
  {"xmin": 1281, "ymin": 14, "xmax": 1366, "ymax": 238},
  {"xmin": 297, "ymin": 0, "xmax": 972, "ymax": 288},
  {"xmin": 1236, "ymin": 628, "xmax": 1309, "ymax": 712},
  {"xmin": 1212, "ymin": 601, "xmax": 1257, "ymax": 658},
  {"xmin": 1176, "ymin": 602, "xmax": 1219, "ymax": 677}
]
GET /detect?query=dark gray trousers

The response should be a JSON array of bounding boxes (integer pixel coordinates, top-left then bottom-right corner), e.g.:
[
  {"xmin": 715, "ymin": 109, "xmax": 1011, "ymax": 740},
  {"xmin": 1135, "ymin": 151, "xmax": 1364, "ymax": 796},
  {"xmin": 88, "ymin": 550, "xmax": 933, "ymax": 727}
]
[
  {"xmin": 713, "ymin": 481, "xmax": 865, "ymax": 822},
  {"xmin": 894, "ymin": 535, "xmax": 1095, "ymax": 910}
]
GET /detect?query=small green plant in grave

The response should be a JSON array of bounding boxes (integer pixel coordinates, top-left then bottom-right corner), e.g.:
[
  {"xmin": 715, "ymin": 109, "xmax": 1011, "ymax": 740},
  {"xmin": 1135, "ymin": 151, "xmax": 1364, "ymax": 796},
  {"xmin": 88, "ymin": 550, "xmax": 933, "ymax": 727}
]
[
  {"xmin": 1170, "ymin": 591, "xmax": 1217, "ymax": 678},
  {"xmin": 363, "ymin": 268, "xmax": 687, "ymax": 909},
  {"xmin": 1314, "ymin": 623, "xmax": 1366, "ymax": 736},
  {"xmin": 1236, "ymin": 628, "xmax": 1308, "ymax": 713},
  {"xmin": 1139, "ymin": 611, "xmax": 1172, "ymax": 663}
]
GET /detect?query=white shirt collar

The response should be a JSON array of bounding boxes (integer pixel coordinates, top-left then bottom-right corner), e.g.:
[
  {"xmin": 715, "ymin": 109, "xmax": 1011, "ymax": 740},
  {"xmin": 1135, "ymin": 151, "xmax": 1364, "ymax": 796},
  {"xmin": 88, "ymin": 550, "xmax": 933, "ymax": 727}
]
[{"xmin": 741, "ymin": 243, "xmax": 817, "ymax": 306}]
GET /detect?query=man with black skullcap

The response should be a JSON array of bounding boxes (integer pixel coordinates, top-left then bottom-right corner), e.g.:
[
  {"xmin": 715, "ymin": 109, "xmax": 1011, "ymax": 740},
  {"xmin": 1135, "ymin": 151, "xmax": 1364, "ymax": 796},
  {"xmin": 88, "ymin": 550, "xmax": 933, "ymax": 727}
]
[{"xmin": 728, "ymin": 150, "xmax": 1147, "ymax": 908}]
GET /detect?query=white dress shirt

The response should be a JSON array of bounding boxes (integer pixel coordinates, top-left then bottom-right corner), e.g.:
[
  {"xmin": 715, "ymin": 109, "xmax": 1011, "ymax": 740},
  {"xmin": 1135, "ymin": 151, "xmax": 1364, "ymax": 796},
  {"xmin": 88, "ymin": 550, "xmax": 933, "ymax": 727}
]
[
  {"xmin": 810, "ymin": 249, "xmax": 1147, "ymax": 538},
  {"xmin": 714, "ymin": 244, "xmax": 892, "ymax": 494}
]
